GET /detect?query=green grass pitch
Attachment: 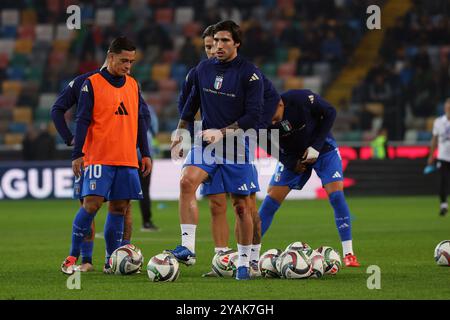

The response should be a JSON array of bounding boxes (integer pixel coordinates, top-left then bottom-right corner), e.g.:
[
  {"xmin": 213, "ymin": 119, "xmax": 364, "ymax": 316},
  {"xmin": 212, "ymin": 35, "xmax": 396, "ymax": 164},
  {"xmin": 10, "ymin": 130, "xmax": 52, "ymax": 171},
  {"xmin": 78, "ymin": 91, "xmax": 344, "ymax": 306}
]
[{"xmin": 1, "ymin": 196, "xmax": 450, "ymax": 300}]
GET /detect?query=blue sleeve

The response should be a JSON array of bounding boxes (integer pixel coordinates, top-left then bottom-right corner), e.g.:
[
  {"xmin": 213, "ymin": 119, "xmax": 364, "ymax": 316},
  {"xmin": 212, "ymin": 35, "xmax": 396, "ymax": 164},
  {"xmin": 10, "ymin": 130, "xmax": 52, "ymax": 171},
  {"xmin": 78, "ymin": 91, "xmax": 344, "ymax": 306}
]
[
  {"xmin": 177, "ymin": 67, "xmax": 195, "ymax": 116},
  {"xmin": 304, "ymin": 90, "xmax": 337, "ymax": 151},
  {"xmin": 237, "ymin": 67, "xmax": 263, "ymax": 130},
  {"xmin": 137, "ymin": 91, "xmax": 151, "ymax": 158},
  {"xmin": 50, "ymin": 80, "xmax": 78, "ymax": 146},
  {"xmin": 72, "ymin": 80, "xmax": 94, "ymax": 160},
  {"xmin": 180, "ymin": 69, "xmax": 200, "ymax": 122}
]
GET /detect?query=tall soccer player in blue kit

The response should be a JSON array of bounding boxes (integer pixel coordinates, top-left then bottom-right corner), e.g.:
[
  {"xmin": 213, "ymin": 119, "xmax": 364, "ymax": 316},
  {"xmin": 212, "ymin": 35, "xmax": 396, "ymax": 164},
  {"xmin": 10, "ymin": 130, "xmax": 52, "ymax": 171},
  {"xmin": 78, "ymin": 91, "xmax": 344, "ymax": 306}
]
[
  {"xmin": 168, "ymin": 20, "xmax": 264, "ymax": 280},
  {"xmin": 259, "ymin": 89, "xmax": 360, "ymax": 267}
]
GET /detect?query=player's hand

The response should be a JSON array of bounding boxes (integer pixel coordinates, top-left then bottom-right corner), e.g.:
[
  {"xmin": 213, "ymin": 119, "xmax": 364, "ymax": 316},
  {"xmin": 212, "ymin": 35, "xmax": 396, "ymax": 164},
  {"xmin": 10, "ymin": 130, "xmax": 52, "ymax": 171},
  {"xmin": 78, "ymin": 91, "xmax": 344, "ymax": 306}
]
[
  {"xmin": 170, "ymin": 135, "xmax": 184, "ymax": 160},
  {"xmin": 200, "ymin": 129, "xmax": 223, "ymax": 144},
  {"xmin": 294, "ymin": 160, "xmax": 308, "ymax": 173},
  {"xmin": 141, "ymin": 156, "xmax": 152, "ymax": 177},
  {"xmin": 72, "ymin": 157, "xmax": 84, "ymax": 178},
  {"xmin": 301, "ymin": 147, "xmax": 319, "ymax": 165}
]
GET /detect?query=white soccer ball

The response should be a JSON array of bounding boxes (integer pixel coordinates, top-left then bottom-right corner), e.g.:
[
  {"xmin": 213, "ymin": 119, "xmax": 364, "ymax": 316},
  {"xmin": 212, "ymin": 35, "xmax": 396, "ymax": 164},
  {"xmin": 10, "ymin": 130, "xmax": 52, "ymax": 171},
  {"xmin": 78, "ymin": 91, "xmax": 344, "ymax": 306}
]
[
  {"xmin": 316, "ymin": 246, "xmax": 342, "ymax": 275},
  {"xmin": 258, "ymin": 249, "xmax": 282, "ymax": 278},
  {"xmin": 306, "ymin": 250, "xmax": 325, "ymax": 278},
  {"xmin": 285, "ymin": 241, "xmax": 312, "ymax": 255},
  {"xmin": 434, "ymin": 240, "xmax": 450, "ymax": 266},
  {"xmin": 147, "ymin": 253, "xmax": 180, "ymax": 282},
  {"xmin": 278, "ymin": 249, "xmax": 312, "ymax": 279},
  {"xmin": 109, "ymin": 244, "xmax": 143, "ymax": 275},
  {"xmin": 211, "ymin": 249, "xmax": 238, "ymax": 277}
]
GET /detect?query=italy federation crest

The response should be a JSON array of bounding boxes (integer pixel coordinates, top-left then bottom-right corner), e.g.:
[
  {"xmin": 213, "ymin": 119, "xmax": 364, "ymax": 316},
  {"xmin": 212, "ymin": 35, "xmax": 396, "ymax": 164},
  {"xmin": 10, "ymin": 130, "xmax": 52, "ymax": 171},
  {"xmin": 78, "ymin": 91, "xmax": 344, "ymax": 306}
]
[{"xmin": 214, "ymin": 75, "xmax": 223, "ymax": 90}]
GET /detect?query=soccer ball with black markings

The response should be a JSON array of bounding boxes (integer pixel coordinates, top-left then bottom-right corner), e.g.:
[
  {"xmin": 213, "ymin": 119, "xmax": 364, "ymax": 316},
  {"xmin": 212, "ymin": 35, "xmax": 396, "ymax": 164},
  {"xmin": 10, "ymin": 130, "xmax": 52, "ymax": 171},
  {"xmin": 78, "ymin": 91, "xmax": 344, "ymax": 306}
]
[
  {"xmin": 211, "ymin": 249, "xmax": 239, "ymax": 277},
  {"xmin": 285, "ymin": 241, "xmax": 313, "ymax": 255},
  {"xmin": 434, "ymin": 240, "xmax": 450, "ymax": 266},
  {"xmin": 258, "ymin": 249, "xmax": 282, "ymax": 278},
  {"xmin": 147, "ymin": 253, "xmax": 180, "ymax": 282},
  {"xmin": 306, "ymin": 249, "xmax": 325, "ymax": 278},
  {"xmin": 278, "ymin": 249, "xmax": 312, "ymax": 279},
  {"xmin": 316, "ymin": 246, "xmax": 341, "ymax": 275},
  {"xmin": 109, "ymin": 244, "xmax": 143, "ymax": 275}
]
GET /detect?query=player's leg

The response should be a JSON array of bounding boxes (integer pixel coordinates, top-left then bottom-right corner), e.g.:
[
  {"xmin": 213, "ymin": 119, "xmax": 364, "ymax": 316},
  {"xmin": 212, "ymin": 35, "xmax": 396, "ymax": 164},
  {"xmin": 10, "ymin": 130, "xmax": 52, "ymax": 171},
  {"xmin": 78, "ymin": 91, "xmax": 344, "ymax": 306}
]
[
  {"xmin": 104, "ymin": 199, "xmax": 129, "ymax": 271},
  {"xmin": 231, "ymin": 193, "xmax": 253, "ymax": 280},
  {"xmin": 208, "ymin": 193, "xmax": 230, "ymax": 252},
  {"xmin": 120, "ymin": 203, "xmax": 132, "ymax": 245},
  {"xmin": 259, "ymin": 161, "xmax": 306, "ymax": 236},
  {"xmin": 249, "ymin": 193, "xmax": 262, "ymax": 277},
  {"xmin": 259, "ymin": 185, "xmax": 290, "ymax": 236},
  {"xmin": 61, "ymin": 195, "xmax": 104, "ymax": 275},
  {"xmin": 438, "ymin": 161, "xmax": 449, "ymax": 216},
  {"xmin": 139, "ymin": 170, "xmax": 158, "ymax": 231},
  {"xmin": 317, "ymin": 149, "xmax": 360, "ymax": 267},
  {"xmin": 165, "ymin": 165, "xmax": 209, "ymax": 265},
  {"xmin": 79, "ymin": 212, "xmax": 95, "ymax": 272},
  {"xmin": 74, "ymin": 172, "xmax": 95, "ymax": 272},
  {"xmin": 103, "ymin": 166, "xmax": 142, "ymax": 273}
]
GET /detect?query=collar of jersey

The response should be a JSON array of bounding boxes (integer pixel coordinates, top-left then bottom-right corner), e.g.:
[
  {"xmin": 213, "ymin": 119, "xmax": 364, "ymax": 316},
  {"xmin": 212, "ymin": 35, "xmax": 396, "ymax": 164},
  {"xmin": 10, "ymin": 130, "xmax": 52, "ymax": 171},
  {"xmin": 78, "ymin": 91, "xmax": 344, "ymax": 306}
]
[{"xmin": 100, "ymin": 68, "xmax": 126, "ymax": 88}]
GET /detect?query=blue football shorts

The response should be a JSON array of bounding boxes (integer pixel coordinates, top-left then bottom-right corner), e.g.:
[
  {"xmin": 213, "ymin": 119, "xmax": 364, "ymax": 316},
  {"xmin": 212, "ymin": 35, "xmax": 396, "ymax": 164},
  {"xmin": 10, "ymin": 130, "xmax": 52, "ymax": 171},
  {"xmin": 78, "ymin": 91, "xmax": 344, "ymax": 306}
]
[
  {"xmin": 80, "ymin": 164, "xmax": 143, "ymax": 201},
  {"xmin": 269, "ymin": 148, "xmax": 344, "ymax": 190},
  {"xmin": 184, "ymin": 145, "xmax": 256, "ymax": 195}
]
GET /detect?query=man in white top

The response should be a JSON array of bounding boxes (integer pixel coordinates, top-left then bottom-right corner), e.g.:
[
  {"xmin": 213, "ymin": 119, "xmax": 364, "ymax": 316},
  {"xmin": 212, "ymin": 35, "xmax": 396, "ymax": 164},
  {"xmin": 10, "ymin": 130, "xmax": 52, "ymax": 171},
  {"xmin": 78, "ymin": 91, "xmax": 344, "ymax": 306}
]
[{"xmin": 428, "ymin": 98, "xmax": 450, "ymax": 216}]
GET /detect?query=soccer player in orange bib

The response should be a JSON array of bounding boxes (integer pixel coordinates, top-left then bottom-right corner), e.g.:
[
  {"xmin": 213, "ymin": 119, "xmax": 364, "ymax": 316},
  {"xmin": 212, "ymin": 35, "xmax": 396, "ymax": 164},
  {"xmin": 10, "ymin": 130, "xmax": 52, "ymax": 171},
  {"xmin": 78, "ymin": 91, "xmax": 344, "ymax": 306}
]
[{"xmin": 61, "ymin": 37, "xmax": 152, "ymax": 275}]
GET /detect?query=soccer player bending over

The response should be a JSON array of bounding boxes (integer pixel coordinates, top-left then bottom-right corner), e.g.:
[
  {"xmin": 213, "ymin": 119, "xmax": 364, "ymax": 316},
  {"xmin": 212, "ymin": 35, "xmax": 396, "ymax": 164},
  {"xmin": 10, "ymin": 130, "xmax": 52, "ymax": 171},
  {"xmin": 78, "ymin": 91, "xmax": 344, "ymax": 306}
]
[
  {"xmin": 61, "ymin": 37, "xmax": 152, "ymax": 275},
  {"xmin": 168, "ymin": 20, "xmax": 264, "ymax": 280},
  {"xmin": 259, "ymin": 89, "xmax": 360, "ymax": 267}
]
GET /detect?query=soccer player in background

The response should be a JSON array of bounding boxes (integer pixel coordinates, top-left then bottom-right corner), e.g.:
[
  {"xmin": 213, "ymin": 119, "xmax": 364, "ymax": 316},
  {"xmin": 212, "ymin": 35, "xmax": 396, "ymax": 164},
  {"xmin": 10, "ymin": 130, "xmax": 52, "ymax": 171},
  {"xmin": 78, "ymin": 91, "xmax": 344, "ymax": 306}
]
[
  {"xmin": 258, "ymin": 89, "xmax": 361, "ymax": 267},
  {"xmin": 138, "ymin": 104, "xmax": 159, "ymax": 231},
  {"xmin": 168, "ymin": 20, "xmax": 264, "ymax": 280},
  {"xmin": 60, "ymin": 37, "xmax": 152, "ymax": 275},
  {"xmin": 427, "ymin": 98, "xmax": 450, "ymax": 216}
]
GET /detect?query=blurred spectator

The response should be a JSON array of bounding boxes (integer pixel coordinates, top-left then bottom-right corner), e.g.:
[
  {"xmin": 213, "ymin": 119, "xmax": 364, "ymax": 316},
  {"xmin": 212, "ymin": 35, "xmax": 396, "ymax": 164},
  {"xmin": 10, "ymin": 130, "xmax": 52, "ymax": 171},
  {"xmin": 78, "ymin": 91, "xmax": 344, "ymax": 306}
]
[
  {"xmin": 22, "ymin": 124, "xmax": 56, "ymax": 160},
  {"xmin": 371, "ymin": 128, "xmax": 388, "ymax": 159}
]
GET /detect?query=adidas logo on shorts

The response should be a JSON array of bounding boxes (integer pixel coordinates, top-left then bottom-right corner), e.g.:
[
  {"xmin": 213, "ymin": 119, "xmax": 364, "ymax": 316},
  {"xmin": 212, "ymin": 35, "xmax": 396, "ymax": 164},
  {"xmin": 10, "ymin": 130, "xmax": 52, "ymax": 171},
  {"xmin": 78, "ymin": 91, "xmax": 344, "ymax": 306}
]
[
  {"xmin": 238, "ymin": 184, "xmax": 248, "ymax": 191},
  {"xmin": 332, "ymin": 171, "xmax": 342, "ymax": 179}
]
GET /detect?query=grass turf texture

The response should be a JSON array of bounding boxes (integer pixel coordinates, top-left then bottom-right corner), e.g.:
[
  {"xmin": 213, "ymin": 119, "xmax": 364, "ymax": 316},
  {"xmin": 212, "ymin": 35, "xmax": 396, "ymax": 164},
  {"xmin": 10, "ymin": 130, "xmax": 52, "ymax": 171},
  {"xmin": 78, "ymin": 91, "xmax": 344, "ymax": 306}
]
[{"xmin": 1, "ymin": 197, "xmax": 450, "ymax": 300}]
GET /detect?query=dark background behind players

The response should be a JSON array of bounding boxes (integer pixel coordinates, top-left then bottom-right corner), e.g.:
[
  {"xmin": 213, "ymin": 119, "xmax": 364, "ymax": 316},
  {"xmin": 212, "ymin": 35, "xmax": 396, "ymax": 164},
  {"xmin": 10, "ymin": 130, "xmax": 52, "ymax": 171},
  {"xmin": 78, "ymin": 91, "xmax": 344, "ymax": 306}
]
[{"xmin": 1, "ymin": 0, "xmax": 449, "ymax": 159}]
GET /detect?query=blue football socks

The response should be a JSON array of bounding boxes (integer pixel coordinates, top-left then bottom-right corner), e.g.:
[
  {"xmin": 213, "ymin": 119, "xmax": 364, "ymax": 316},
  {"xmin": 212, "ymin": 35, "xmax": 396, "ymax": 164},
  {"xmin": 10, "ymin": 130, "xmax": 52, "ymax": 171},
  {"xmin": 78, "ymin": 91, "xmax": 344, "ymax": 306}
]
[
  {"xmin": 329, "ymin": 191, "xmax": 352, "ymax": 241},
  {"xmin": 70, "ymin": 207, "xmax": 96, "ymax": 258},
  {"xmin": 259, "ymin": 196, "xmax": 281, "ymax": 236},
  {"xmin": 104, "ymin": 213, "xmax": 124, "ymax": 264}
]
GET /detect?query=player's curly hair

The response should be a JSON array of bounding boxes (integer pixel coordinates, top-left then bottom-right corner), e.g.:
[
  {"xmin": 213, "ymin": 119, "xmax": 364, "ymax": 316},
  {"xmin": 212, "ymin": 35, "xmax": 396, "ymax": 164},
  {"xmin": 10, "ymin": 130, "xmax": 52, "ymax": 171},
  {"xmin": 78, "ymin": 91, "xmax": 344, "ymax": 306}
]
[
  {"xmin": 108, "ymin": 36, "xmax": 136, "ymax": 54},
  {"xmin": 213, "ymin": 20, "xmax": 242, "ymax": 46}
]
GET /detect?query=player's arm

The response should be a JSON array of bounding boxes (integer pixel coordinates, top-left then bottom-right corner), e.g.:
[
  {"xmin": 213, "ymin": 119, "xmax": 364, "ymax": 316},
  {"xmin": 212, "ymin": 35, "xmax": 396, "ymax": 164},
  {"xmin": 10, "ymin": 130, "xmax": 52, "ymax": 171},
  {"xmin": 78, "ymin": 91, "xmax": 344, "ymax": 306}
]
[
  {"xmin": 137, "ymin": 92, "xmax": 152, "ymax": 177},
  {"xmin": 171, "ymin": 71, "xmax": 201, "ymax": 156},
  {"xmin": 71, "ymin": 79, "xmax": 94, "ymax": 177},
  {"xmin": 50, "ymin": 79, "xmax": 78, "ymax": 146},
  {"xmin": 302, "ymin": 90, "xmax": 337, "ymax": 164},
  {"xmin": 177, "ymin": 67, "xmax": 195, "ymax": 116}
]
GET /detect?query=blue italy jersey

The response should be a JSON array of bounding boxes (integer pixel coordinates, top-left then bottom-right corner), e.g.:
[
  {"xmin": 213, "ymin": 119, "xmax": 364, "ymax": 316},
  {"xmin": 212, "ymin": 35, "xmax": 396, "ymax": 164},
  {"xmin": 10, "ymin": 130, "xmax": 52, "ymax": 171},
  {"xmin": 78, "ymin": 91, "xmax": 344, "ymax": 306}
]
[
  {"xmin": 271, "ymin": 89, "xmax": 337, "ymax": 171},
  {"xmin": 181, "ymin": 55, "xmax": 264, "ymax": 131}
]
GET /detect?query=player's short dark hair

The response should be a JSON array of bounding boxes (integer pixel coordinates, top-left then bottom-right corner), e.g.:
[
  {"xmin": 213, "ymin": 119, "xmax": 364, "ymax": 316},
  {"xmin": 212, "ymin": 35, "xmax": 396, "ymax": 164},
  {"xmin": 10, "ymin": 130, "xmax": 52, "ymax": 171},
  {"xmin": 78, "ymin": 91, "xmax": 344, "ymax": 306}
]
[
  {"xmin": 213, "ymin": 20, "xmax": 242, "ymax": 46},
  {"xmin": 202, "ymin": 25, "xmax": 215, "ymax": 39},
  {"xmin": 108, "ymin": 36, "xmax": 136, "ymax": 54}
]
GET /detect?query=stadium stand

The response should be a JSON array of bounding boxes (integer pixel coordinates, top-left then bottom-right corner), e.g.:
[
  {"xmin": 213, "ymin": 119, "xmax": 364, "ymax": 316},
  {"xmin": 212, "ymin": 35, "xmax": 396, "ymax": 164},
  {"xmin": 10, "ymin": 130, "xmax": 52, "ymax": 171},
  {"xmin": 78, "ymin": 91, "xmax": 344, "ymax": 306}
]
[{"xmin": 0, "ymin": 0, "xmax": 448, "ymax": 159}]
